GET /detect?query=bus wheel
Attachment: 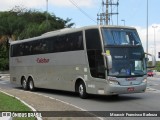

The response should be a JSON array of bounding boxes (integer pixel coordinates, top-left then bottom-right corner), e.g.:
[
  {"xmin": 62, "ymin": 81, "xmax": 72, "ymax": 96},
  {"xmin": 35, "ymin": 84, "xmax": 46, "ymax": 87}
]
[
  {"xmin": 28, "ymin": 77, "xmax": 35, "ymax": 91},
  {"xmin": 21, "ymin": 77, "xmax": 28, "ymax": 90},
  {"xmin": 78, "ymin": 81, "xmax": 88, "ymax": 99}
]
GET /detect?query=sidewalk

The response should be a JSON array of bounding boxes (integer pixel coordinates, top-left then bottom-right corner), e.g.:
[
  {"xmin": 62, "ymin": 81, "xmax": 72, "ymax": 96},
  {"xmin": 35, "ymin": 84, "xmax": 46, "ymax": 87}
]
[{"xmin": 0, "ymin": 76, "xmax": 99, "ymax": 120}]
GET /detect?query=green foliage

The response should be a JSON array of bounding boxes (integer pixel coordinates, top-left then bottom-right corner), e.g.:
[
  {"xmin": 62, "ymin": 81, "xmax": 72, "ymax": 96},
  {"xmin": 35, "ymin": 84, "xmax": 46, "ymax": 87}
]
[
  {"xmin": 0, "ymin": 92, "xmax": 35, "ymax": 120},
  {"xmin": 8, "ymin": 6, "xmax": 74, "ymax": 39},
  {"xmin": 0, "ymin": 92, "xmax": 31, "ymax": 111},
  {"xmin": 155, "ymin": 61, "xmax": 160, "ymax": 72},
  {"xmin": 0, "ymin": 44, "xmax": 9, "ymax": 71},
  {"xmin": 0, "ymin": 11, "xmax": 26, "ymax": 38},
  {"xmin": 0, "ymin": 6, "xmax": 74, "ymax": 71},
  {"xmin": 148, "ymin": 61, "xmax": 160, "ymax": 72}
]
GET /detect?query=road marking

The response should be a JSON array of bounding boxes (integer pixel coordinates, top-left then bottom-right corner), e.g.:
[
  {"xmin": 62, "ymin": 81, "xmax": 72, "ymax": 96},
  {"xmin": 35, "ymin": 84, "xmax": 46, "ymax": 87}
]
[
  {"xmin": 152, "ymin": 84, "xmax": 159, "ymax": 86},
  {"xmin": 146, "ymin": 87, "xmax": 160, "ymax": 93},
  {"xmin": 148, "ymin": 84, "xmax": 159, "ymax": 86}
]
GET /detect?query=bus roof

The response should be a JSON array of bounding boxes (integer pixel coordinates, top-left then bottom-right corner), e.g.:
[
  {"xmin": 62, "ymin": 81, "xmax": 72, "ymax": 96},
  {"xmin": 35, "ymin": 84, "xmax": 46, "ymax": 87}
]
[{"xmin": 10, "ymin": 25, "xmax": 136, "ymax": 45}]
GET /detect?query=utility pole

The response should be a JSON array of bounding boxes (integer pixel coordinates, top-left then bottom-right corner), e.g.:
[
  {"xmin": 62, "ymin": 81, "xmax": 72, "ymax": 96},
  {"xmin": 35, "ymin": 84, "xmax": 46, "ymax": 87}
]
[
  {"xmin": 146, "ymin": 0, "xmax": 148, "ymax": 54},
  {"xmin": 97, "ymin": 0, "xmax": 119, "ymax": 25},
  {"xmin": 97, "ymin": 13, "xmax": 105, "ymax": 25},
  {"xmin": 106, "ymin": 0, "xmax": 109, "ymax": 25}
]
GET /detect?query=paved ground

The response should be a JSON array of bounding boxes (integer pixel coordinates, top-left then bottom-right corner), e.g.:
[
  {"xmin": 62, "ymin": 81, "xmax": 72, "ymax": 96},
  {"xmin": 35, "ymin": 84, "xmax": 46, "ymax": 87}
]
[
  {"xmin": 0, "ymin": 73, "xmax": 99, "ymax": 120},
  {"xmin": 1, "ymin": 72, "xmax": 160, "ymax": 120}
]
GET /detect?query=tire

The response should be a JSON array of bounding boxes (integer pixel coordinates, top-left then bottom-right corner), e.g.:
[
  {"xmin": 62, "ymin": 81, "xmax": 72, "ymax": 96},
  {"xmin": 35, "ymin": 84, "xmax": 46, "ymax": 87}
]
[
  {"xmin": 78, "ymin": 81, "xmax": 88, "ymax": 99},
  {"xmin": 28, "ymin": 78, "xmax": 35, "ymax": 91},
  {"xmin": 21, "ymin": 77, "xmax": 28, "ymax": 90}
]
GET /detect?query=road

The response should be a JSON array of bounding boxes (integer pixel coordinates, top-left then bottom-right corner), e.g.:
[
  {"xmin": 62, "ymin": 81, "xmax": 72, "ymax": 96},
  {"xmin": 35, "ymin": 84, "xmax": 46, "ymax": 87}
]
[{"xmin": 0, "ymin": 74, "xmax": 160, "ymax": 120}]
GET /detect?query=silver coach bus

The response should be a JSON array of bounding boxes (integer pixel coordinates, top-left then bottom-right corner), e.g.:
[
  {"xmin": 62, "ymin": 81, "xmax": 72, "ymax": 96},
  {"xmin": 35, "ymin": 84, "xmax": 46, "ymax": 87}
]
[{"xmin": 10, "ymin": 25, "xmax": 155, "ymax": 98}]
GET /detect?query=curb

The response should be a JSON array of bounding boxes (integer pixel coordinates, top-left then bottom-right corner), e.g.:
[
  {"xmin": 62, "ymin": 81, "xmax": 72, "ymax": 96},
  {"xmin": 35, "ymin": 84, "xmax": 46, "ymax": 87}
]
[{"xmin": 0, "ymin": 90, "xmax": 43, "ymax": 120}]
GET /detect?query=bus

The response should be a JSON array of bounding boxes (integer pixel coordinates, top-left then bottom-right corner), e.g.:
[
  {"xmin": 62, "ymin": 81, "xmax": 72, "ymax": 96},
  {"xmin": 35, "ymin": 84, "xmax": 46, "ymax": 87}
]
[{"xmin": 10, "ymin": 25, "xmax": 155, "ymax": 98}]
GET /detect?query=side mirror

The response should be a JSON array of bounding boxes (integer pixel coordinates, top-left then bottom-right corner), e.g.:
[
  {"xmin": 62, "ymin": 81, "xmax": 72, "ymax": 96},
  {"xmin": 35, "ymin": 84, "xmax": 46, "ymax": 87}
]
[
  {"xmin": 145, "ymin": 53, "xmax": 156, "ymax": 68},
  {"xmin": 102, "ymin": 53, "xmax": 112, "ymax": 69}
]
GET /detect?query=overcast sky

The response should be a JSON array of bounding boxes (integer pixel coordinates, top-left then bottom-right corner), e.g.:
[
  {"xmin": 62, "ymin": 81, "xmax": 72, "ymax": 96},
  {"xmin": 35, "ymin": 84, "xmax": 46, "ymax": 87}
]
[{"xmin": 0, "ymin": 0, "xmax": 160, "ymax": 60}]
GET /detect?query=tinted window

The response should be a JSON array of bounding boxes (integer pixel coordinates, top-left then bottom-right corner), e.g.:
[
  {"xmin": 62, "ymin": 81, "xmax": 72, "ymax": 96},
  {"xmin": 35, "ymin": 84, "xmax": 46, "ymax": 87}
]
[
  {"xmin": 102, "ymin": 28, "xmax": 141, "ymax": 45},
  {"xmin": 11, "ymin": 31, "xmax": 84, "ymax": 57},
  {"xmin": 85, "ymin": 29, "xmax": 101, "ymax": 50},
  {"xmin": 85, "ymin": 29, "xmax": 105, "ymax": 79}
]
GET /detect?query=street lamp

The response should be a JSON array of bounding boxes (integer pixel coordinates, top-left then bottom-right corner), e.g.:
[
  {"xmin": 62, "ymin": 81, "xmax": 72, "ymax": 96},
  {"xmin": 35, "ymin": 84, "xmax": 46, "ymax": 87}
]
[
  {"xmin": 146, "ymin": 0, "xmax": 148, "ymax": 54},
  {"xmin": 152, "ymin": 25, "xmax": 158, "ymax": 57},
  {"xmin": 121, "ymin": 19, "xmax": 125, "ymax": 26}
]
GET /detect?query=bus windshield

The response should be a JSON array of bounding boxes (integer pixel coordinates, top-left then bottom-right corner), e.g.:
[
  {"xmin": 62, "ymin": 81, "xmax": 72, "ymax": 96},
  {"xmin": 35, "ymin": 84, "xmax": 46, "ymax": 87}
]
[
  {"xmin": 102, "ymin": 28, "xmax": 146, "ymax": 77},
  {"xmin": 102, "ymin": 28, "xmax": 141, "ymax": 46}
]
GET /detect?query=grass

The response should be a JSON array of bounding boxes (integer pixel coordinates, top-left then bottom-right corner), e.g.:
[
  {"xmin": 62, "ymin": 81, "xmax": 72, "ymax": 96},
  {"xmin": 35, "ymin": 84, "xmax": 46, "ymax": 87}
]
[{"xmin": 0, "ymin": 91, "xmax": 36, "ymax": 120}]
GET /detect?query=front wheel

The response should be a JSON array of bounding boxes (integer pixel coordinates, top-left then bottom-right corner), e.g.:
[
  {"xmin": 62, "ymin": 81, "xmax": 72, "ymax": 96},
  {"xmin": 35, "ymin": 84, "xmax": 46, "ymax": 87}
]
[{"xmin": 78, "ymin": 81, "xmax": 88, "ymax": 99}]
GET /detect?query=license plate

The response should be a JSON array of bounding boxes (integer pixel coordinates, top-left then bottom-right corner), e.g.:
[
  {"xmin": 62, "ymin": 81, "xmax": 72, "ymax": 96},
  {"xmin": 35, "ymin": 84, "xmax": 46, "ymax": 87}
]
[{"xmin": 127, "ymin": 87, "xmax": 135, "ymax": 92}]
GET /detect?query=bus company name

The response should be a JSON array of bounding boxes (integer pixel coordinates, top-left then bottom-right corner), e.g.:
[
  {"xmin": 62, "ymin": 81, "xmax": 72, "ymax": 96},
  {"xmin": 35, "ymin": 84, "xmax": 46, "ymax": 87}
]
[{"xmin": 36, "ymin": 58, "xmax": 49, "ymax": 63}]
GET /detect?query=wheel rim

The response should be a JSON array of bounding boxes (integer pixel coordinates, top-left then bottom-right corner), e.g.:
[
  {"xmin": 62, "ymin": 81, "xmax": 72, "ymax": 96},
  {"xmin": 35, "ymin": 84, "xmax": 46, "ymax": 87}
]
[
  {"xmin": 22, "ymin": 79, "xmax": 27, "ymax": 88},
  {"xmin": 29, "ymin": 81, "xmax": 33, "ymax": 90},
  {"xmin": 79, "ymin": 84, "xmax": 84, "ymax": 96}
]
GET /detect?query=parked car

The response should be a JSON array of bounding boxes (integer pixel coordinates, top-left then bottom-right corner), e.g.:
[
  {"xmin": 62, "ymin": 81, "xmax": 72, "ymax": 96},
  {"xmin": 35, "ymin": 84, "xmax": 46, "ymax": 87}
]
[{"xmin": 147, "ymin": 70, "xmax": 154, "ymax": 77}]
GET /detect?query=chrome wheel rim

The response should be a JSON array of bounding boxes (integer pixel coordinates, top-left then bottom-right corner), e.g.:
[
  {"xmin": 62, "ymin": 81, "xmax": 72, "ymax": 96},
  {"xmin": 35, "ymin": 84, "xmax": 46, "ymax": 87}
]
[
  {"xmin": 29, "ymin": 81, "xmax": 33, "ymax": 90},
  {"xmin": 22, "ymin": 80, "xmax": 27, "ymax": 88},
  {"xmin": 79, "ymin": 84, "xmax": 84, "ymax": 95}
]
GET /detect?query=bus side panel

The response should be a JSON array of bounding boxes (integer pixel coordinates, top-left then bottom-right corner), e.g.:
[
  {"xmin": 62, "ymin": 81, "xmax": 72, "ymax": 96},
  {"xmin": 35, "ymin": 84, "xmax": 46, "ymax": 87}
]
[{"xmin": 10, "ymin": 50, "xmax": 89, "ymax": 91}]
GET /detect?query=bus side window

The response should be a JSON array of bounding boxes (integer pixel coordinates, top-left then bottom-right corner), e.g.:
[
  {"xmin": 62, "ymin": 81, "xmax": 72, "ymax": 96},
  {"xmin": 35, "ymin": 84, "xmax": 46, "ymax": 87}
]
[
  {"xmin": 85, "ymin": 29, "xmax": 105, "ymax": 79},
  {"xmin": 19, "ymin": 44, "xmax": 24, "ymax": 56},
  {"xmin": 78, "ymin": 35, "xmax": 83, "ymax": 49},
  {"xmin": 73, "ymin": 32, "xmax": 83, "ymax": 50},
  {"xmin": 47, "ymin": 36, "xmax": 56, "ymax": 53}
]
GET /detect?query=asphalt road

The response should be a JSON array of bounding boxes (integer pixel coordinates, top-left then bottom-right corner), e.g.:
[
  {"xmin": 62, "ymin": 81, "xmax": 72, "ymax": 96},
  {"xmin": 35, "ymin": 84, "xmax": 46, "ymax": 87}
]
[{"xmin": 0, "ymin": 74, "xmax": 160, "ymax": 120}]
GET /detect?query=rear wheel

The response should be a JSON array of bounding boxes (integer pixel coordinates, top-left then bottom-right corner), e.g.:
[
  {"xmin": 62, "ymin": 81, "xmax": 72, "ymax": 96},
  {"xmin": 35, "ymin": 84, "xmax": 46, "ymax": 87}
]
[
  {"xmin": 28, "ymin": 77, "xmax": 35, "ymax": 91},
  {"xmin": 21, "ymin": 77, "xmax": 28, "ymax": 90},
  {"xmin": 78, "ymin": 81, "xmax": 88, "ymax": 99}
]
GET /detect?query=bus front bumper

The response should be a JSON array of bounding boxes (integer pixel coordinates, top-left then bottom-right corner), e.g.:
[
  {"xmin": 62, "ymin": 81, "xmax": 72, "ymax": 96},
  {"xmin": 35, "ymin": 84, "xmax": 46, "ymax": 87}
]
[{"xmin": 104, "ymin": 83, "xmax": 147, "ymax": 95}]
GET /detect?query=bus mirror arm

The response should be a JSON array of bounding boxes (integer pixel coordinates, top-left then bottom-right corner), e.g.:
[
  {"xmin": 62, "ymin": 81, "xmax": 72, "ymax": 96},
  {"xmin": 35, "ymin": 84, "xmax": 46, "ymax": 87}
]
[
  {"xmin": 145, "ymin": 52, "xmax": 156, "ymax": 68},
  {"xmin": 102, "ymin": 53, "xmax": 112, "ymax": 69}
]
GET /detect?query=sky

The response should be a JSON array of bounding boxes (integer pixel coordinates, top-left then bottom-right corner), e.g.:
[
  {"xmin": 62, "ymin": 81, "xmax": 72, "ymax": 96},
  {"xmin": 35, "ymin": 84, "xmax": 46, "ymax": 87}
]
[{"xmin": 0, "ymin": 0, "xmax": 160, "ymax": 61}]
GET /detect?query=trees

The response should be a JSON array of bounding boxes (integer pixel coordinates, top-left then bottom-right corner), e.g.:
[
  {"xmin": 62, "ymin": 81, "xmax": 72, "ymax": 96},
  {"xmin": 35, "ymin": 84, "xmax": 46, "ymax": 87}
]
[
  {"xmin": 0, "ymin": 43, "xmax": 9, "ymax": 71},
  {"xmin": 7, "ymin": 6, "xmax": 74, "ymax": 39},
  {"xmin": 0, "ymin": 6, "xmax": 74, "ymax": 71},
  {"xmin": 148, "ymin": 61, "xmax": 160, "ymax": 72},
  {"xmin": 155, "ymin": 61, "xmax": 160, "ymax": 72}
]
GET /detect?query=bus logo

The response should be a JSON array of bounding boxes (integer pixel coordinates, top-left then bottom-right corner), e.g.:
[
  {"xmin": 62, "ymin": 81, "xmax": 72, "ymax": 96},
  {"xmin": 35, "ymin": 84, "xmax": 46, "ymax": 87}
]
[{"xmin": 36, "ymin": 58, "xmax": 49, "ymax": 63}]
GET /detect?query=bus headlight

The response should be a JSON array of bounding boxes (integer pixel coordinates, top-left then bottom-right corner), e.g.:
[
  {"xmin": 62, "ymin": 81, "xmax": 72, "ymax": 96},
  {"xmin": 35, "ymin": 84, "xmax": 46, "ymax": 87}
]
[
  {"xmin": 109, "ymin": 80, "xmax": 119, "ymax": 85},
  {"xmin": 142, "ymin": 79, "xmax": 147, "ymax": 83}
]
